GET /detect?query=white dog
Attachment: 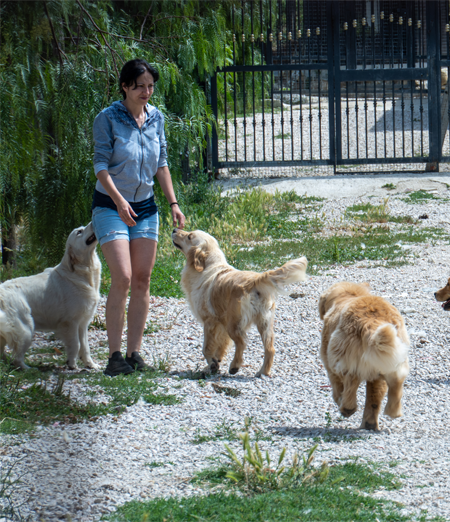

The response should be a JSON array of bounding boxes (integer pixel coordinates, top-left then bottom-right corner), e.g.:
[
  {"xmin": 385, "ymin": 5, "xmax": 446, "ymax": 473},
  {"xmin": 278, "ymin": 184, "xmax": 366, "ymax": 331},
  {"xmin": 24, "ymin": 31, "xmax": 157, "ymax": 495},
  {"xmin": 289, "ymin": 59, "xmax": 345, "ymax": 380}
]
[{"xmin": 0, "ymin": 222, "xmax": 101, "ymax": 370}]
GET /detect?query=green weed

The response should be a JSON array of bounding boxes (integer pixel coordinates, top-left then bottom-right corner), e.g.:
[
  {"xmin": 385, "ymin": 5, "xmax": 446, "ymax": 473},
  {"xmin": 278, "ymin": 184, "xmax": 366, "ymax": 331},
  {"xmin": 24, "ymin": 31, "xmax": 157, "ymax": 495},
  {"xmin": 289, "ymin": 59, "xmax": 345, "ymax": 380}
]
[
  {"xmin": 402, "ymin": 190, "xmax": 440, "ymax": 204},
  {"xmin": 144, "ymin": 462, "xmax": 165, "ymax": 469},
  {"xmin": 382, "ymin": 183, "xmax": 396, "ymax": 190}
]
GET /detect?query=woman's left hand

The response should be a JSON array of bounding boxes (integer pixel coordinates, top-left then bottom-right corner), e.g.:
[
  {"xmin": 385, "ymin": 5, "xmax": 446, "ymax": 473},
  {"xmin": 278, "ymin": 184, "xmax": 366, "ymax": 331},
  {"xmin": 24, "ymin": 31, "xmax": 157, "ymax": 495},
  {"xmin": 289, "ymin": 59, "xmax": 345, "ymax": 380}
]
[{"xmin": 172, "ymin": 205, "xmax": 185, "ymax": 229}]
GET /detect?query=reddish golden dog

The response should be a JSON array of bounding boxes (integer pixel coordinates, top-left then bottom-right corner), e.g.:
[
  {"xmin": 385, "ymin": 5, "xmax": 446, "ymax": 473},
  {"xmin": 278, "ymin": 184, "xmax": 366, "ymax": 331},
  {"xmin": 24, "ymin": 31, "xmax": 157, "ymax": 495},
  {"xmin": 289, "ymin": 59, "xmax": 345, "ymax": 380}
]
[
  {"xmin": 435, "ymin": 278, "xmax": 450, "ymax": 310},
  {"xmin": 319, "ymin": 281, "xmax": 410, "ymax": 430},
  {"xmin": 172, "ymin": 229, "xmax": 308, "ymax": 377}
]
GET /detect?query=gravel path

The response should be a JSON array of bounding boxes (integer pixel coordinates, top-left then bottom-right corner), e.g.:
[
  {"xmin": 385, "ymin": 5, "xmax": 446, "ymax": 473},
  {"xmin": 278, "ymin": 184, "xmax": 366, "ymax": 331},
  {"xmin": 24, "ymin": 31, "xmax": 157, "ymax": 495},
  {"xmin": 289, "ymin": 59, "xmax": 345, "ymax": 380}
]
[{"xmin": 2, "ymin": 191, "xmax": 450, "ymax": 522}]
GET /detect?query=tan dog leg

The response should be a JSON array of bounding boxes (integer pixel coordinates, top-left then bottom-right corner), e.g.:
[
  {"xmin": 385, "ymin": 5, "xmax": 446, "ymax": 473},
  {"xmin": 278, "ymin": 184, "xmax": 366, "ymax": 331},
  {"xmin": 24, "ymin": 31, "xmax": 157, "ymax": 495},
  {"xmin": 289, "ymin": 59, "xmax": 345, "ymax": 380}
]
[
  {"xmin": 328, "ymin": 370, "xmax": 344, "ymax": 406},
  {"xmin": 320, "ymin": 325, "xmax": 343, "ymax": 403},
  {"xmin": 255, "ymin": 313, "xmax": 275, "ymax": 377},
  {"xmin": 228, "ymin": 328, "xmax": 247, "ymax": 375},
  {"xmin": 384, "ymin": 371, "xmax": 406, "ymax": 419},
  {"xmin": 202, "ymin": 321, "xmax": 231, "ymax": 373},
  {"xmin": 339, "ymin": 374, "xmax": 360, "ymax": 417},
  {"xmin": 360, "ymin": 379, "xmax": 388, "ymax": 431}
]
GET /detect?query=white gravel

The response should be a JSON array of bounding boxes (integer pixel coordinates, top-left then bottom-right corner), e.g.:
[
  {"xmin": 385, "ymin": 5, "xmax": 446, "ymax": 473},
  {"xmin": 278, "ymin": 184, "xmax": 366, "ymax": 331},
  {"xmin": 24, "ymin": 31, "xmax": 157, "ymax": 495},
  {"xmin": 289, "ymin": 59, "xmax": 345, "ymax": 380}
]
[{"xmin": 1, "ymin": 189, "xmax": 450, "ymax": 521}]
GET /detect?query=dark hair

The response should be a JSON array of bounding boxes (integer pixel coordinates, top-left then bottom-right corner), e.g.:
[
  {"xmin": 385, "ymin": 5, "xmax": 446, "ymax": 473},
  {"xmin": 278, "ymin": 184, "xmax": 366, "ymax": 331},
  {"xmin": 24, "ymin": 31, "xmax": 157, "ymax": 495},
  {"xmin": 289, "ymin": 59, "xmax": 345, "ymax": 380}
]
[{"xmin": 119, "ymin": 59, "xmax": 159, "ymax": 99}]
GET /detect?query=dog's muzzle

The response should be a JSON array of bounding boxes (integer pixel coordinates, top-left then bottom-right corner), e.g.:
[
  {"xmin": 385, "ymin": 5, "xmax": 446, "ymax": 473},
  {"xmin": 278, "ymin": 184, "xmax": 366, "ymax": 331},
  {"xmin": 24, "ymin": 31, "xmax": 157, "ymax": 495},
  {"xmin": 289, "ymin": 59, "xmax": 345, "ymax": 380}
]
[
  {"xmin": 442, "ymin": 299, "xmax": 450, "ymax": 311},
  {"xmin": 86, "ymin": 233, "xmax": 97, "ymax": 246}
]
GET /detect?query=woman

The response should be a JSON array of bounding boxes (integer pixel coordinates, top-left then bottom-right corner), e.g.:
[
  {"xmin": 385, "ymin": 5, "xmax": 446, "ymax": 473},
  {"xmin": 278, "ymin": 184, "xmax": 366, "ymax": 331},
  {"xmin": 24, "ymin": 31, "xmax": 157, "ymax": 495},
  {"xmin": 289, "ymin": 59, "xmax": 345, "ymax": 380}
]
[{"xmin": 92, "ymin": 58, "xmax": 185, "ymax": 376}]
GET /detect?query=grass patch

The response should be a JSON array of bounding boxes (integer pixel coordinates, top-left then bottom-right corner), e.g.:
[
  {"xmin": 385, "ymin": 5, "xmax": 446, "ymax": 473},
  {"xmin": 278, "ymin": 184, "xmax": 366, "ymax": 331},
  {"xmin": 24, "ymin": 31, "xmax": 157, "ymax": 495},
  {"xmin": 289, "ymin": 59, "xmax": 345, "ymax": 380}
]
[
  {"xmin": 344, "ymin": 198, "xmax": 417, "ymax": 224},
  {"xmin": 106, "ymin": 440, "xmax": 420, "ymax": 522},
  {"xmin": 82, "ymin": 371, "xmax": 180, "ymax": 408},
  {"xmin": 402, "ymin": 190, "xmax": 441, "ymax": 204},
  {"xmin": 0, "ymin": 361, "xmax": 179, "ymax": 435},
  {"xmin": 382, "ymin": 183, "xmax": 396, "ymax": 190},
  {"xmin": 0, "ymin": 365, "xmax": 108, "ymax": 434},
  {"xmin": 231, "ymin": 225, "xmax": 447, "ymax": 273}
]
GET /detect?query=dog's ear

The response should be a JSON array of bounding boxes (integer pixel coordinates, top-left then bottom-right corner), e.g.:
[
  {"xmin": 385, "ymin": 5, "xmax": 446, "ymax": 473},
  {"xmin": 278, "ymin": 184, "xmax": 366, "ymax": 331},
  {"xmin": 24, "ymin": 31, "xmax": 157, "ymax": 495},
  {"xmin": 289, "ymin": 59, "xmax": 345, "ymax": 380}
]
[
  {"xmin": 67, "ymin": 246, "xmax": 78, "ymax": 272},
  {"xmin": 187, "ymin": 247, "xmax": 207, "ymax": 272}
]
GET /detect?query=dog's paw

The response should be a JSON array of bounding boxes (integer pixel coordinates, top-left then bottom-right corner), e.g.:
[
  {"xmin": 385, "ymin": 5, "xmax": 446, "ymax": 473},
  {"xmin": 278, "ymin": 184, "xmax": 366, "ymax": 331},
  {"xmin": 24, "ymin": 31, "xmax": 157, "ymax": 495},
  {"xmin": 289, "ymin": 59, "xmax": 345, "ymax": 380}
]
[
  {"xmin": 13, "ymin": 360, "xmax": 31, "ymax": 371},
  {"xmin": 229, "ymin": 367, "xmax": 240, "ymax": 375},
  {"xmin": 84, "ymin": 360, "xmax": 99, "ymax": 370},
  {"xmin": 66, "ymin": 359, "xmax": 79, "ymax": 371},
  {"xmin": 255, "ymin": 370, "xmax": 271, "ymax": 378},
  {"xmin": 210, "ymin": 358, "xmax": 220, "ymax": 374},
  {"xmin": 384, "ymin": 404, "xmax": 402, "ymax": 419},
  {"xmin": 360, "ymin": 420, "xmax": 380, "ymax": 431},
  {"xmin": 340, "ymin": 406, "xmax": 357, "ymax": 418}
]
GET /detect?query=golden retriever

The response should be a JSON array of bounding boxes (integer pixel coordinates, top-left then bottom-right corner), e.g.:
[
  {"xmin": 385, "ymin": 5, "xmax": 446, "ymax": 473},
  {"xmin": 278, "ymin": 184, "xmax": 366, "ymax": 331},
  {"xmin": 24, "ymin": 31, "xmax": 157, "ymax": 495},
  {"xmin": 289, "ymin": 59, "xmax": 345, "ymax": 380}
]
[
  {"xmin": 172, "ymin": 229, "xmax": 308, "ymax": 377},
  {"xmin": 318, "ymin": 281, "xmax": 410, "ymax": 430},
  {"xmin": 435, "ymin": 278, "xmax": 450, "ymax": 310},
  {"xmin": 0, "ymin": 223, "xmax": 101, "ymax": 370}
]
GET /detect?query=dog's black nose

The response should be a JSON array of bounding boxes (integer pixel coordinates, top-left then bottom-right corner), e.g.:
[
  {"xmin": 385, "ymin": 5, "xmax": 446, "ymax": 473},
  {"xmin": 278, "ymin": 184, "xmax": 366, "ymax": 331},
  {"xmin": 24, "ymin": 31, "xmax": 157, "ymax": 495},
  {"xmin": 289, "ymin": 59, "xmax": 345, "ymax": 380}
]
[
  {"xmin": 434, "ymin": 292, "xmax": 437, "ymax": 298},
  {"xmin": 173, "ymin": 229, "xmax": 177, "ymax": 234}
]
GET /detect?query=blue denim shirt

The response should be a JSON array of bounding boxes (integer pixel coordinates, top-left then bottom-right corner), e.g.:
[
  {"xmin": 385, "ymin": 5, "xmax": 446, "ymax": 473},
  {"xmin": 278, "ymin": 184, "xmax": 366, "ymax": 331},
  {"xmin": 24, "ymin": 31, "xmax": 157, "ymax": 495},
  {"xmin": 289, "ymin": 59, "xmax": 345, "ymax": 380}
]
[{"xmin": 93, "ymin": 101, "xmax": 168, "ymax": 202}]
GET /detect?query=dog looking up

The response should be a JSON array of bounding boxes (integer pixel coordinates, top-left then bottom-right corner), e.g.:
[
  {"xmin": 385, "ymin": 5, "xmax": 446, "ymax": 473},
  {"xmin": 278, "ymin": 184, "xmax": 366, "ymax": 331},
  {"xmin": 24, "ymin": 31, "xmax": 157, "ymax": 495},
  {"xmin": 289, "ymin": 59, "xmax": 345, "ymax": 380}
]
[
  {"xmin": 0, "ymin": 223, "xmax": 101, "ymax": 370},
  {"xmin": 318, "ymin": 281, "xmax": 410, "ymax": 430},
  {"xmin": 172, "ymin": 229, "xmax": 308, "ymax": 377}
]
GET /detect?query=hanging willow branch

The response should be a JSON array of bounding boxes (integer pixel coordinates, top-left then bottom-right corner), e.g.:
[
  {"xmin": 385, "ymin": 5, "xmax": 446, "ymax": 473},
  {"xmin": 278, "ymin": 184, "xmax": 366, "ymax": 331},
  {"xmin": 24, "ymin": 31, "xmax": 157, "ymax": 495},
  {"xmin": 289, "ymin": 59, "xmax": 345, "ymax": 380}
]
[
  {"xmin": 43, "ymin": 1, "xmax": 63, "ymax": 66},
  {"xmin": 75, "ymin": 0, "xmax": 120, "ymax": 77}
]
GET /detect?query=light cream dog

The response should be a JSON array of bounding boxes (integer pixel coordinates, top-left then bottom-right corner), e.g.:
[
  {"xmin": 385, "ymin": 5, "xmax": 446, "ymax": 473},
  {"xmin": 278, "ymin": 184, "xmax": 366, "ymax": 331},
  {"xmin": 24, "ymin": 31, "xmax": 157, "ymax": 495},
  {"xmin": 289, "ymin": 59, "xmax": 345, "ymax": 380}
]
[
  {"xmin": 319, "ymin": 281, "xmax": 410, "ymax": 430},
  {"xmin": 172, "ymin": 229, "xmax": 308, "ymax": 377},
  {"xmin": 0, "ymin": 223, "xmax": 101, "ymax": 370}
]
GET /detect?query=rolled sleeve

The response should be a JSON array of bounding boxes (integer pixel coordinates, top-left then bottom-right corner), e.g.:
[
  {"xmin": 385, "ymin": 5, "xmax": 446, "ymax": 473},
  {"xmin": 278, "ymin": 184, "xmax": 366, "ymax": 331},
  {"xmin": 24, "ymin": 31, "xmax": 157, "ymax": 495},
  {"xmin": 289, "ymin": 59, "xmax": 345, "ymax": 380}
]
[
  {"xmin": 93, "ymin": 112, "xmax": 113, "ymax": 175},
  {"xmin": 157, "ymin": 114, "xmax": 169, "ymax": 168}
]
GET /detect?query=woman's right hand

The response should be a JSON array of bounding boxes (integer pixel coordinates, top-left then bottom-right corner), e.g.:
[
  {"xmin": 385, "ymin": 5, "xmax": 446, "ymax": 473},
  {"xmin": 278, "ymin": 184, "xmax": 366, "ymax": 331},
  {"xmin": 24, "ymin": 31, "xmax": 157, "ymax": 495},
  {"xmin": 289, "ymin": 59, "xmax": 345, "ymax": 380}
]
[{"xmin": 116, "ymin": 198, "xmax": 137, "ymax": 226}]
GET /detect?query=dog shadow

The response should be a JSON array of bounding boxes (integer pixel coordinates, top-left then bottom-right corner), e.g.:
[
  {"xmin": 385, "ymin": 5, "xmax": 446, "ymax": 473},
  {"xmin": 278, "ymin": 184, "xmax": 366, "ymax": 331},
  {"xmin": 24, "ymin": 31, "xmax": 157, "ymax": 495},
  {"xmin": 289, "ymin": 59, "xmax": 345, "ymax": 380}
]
[
  {"xmin": 170, "ymin": 369, "xmax": 255, "ymax": 384},
  {"xmin": 268, "ymin": 425, "xmax": 371, "ymax": 441}
]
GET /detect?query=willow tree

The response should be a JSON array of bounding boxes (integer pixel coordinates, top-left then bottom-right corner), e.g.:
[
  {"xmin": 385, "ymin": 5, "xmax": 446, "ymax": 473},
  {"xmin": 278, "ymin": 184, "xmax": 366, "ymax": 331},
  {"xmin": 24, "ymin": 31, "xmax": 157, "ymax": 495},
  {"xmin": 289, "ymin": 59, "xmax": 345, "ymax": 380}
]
[{"xmin": 0, "ymin": 0, "xmax": 230, "ymax": 266}]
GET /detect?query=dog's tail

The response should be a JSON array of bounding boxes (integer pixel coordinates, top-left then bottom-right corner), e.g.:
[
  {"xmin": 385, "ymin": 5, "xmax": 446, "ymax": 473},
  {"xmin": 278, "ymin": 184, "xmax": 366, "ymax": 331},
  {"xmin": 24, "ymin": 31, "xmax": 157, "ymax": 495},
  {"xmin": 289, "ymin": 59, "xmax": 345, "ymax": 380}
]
[
  {"xmin": 364, "ymin": 324, "xmax": 409, "ymax": 374},
  {"xmin": 257, "ymin": 256, "xmax": 308, "ymax": 294}
]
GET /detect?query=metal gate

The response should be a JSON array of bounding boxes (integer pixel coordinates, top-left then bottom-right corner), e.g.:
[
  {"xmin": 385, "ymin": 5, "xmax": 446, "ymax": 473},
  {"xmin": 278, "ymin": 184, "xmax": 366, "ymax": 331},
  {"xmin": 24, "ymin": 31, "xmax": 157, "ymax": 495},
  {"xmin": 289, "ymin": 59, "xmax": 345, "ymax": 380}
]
[{"xmin": 211, "ymin": 0, "xmax": 450, "ymax": 173}]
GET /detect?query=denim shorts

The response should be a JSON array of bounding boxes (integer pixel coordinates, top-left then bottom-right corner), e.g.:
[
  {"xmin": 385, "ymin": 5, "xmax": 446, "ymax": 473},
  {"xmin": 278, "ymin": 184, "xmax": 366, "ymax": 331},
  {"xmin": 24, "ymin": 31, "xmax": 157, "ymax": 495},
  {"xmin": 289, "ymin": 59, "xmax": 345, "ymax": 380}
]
[{"xmin": 92, "ymin": 207, "xmax": 159, "ymax": 246}]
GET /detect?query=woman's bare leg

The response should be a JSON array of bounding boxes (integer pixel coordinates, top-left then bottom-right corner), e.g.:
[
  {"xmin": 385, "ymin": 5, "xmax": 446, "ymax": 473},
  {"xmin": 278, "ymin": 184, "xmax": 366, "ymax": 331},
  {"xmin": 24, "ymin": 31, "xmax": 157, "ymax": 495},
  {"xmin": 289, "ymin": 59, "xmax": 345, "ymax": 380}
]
[
  {"xmin": 101, "ymin": 239, "xmax": 132, "ymax": 357},
  {"xmin": 126, "ymin": 238, "xmax": 157, "ymax": 355}
]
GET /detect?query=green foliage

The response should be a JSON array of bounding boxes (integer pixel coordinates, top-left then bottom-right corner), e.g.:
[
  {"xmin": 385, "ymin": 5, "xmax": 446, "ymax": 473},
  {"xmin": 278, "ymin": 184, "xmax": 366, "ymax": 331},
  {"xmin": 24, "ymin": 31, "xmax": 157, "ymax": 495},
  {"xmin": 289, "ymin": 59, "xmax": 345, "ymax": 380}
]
[{"xmin": 0, "ymin": 457, "xmax": 27, "ymax": 521}]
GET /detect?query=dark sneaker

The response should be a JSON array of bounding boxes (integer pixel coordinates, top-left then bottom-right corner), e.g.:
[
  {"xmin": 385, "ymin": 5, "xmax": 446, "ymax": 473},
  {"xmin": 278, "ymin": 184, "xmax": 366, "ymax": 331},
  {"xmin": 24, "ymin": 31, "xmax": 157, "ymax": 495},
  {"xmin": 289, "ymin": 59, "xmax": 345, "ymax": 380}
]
[
  {"xmin": 104, "ymin": 351, "xmax": 135, "ymax": 377},
  {"xmin": 125, "ymin": 351, "xmax": 149, "ymax": 372}
]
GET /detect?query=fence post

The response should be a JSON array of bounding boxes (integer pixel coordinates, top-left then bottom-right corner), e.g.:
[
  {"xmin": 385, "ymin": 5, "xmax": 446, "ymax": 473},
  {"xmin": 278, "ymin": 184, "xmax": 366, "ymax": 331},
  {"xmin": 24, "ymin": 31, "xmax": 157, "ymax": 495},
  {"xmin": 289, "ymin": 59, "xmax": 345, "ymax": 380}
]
[
  {"xmin": 426, "ymin": 0, "xmax": 441, "ymax": 171},
  {"xmin": 210, "ymin": 72, "xmax": 219, "ymax": 177}
]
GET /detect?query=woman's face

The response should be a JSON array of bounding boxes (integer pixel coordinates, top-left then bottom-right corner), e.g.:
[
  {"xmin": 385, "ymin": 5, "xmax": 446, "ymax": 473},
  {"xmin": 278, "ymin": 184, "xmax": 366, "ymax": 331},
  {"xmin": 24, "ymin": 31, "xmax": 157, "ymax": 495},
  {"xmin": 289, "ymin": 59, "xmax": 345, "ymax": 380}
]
[{"xmin": 122, "ymin": 70, "xmax": 155, "ymax": 106}]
